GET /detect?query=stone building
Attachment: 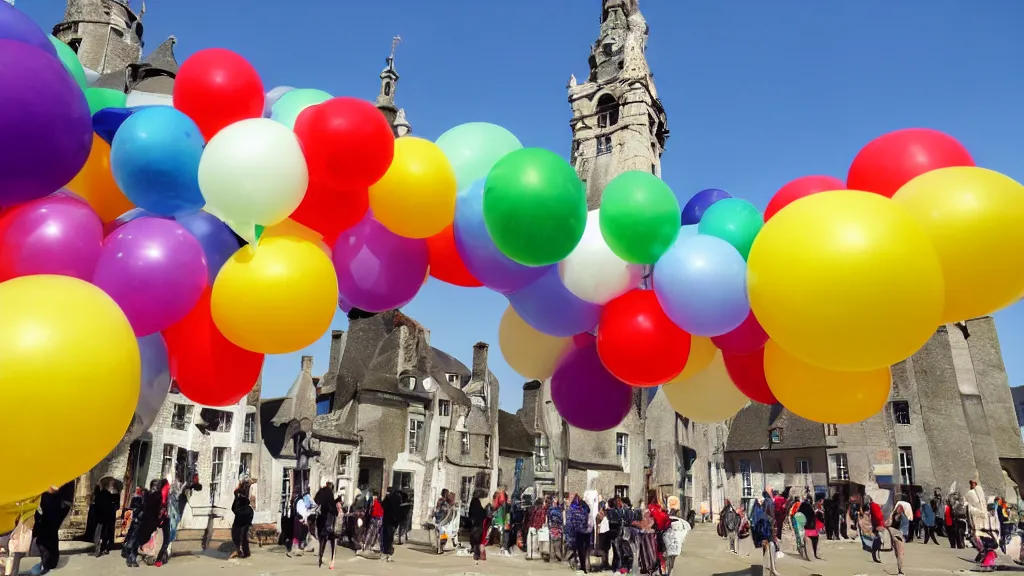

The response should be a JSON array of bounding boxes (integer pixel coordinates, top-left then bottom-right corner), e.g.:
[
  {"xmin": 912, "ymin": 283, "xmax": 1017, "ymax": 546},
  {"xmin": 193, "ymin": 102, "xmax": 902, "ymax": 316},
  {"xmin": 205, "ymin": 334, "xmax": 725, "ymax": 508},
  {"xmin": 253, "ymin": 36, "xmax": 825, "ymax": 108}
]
[
  {"xmin": 257, "ymin": 310, "xmax": 509, "ymax": 528},
  {"xmin": 514, "ymin": 0, "xmax": 725, "ymax": 519},
  {"xmin": 723, "ymin": 318, "xmax": 1024, "ymax": 510}
]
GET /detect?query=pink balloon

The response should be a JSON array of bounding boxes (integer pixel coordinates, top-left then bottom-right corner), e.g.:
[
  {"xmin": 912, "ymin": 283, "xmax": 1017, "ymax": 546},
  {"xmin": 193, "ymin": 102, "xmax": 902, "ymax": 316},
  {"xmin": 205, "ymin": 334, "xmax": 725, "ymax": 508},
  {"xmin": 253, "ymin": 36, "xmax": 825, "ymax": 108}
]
[
  {"xmin": 93, "ymin": 217, "xmax": 208, "ymax": 336},
  {"xmin": 711, "ymin": 310, "xmax": 769, "ymax": 355},
  {"xmin": 0, "ymin": 195, "xmax": 103, "ymax": 281},
  {"xmin": 332, "ymin": 214, "xmax": 428, "ymax": 313}
]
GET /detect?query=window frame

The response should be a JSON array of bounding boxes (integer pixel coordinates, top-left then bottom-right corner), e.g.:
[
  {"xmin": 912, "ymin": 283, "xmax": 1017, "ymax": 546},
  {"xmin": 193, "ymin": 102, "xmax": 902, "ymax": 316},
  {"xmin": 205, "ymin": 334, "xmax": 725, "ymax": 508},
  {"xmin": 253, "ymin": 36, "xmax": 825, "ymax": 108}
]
[
  {"xmin": 795, "ymin": 458, "xmax": 811, "ymax": 475},
  {"xmin": 534, "ymin": 434, "xmax": 550, "ymax": 472},
  {"xmin": 210, "ymin": 447, "xmax": 227, "ymax": 505},
  {"xmin": 460, "ymin": 432, "xmax": 471, "ymax": 455},
  {"xmin": 898, "ymin": 446, "xmax": 915, "ymax": 485},
  {"xmin": 616, "ymin": 433, "xmax": 629, "ymax": 459},
  {"xmin": 438, "ymin": 399, "xmax": 451, "ymax": 417},
  {"xmin": 407, "ymin": 417, "xmax": 424, "ymax": 453},
  {"xmin": 739, "ymin": 459, "xmax": 752, "ymax": 498},
  {"xmin": 243, "ymin": 413, "xmax": 257, "ymax": 443},
  {"xmin": 892, "ymin": 401, "xmax": 912, "ymax": 425}
]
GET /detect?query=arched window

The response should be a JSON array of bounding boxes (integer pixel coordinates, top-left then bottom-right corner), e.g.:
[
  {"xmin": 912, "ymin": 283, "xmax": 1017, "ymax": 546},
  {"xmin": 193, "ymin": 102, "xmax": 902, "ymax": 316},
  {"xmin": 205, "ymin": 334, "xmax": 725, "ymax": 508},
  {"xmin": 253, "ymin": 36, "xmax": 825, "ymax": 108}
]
[
  {"xmin": 596, "ymin": 94, "xmax": 619, "ymax": 128},
  {"xmin": 400, "ymin": 373, "xmax": 416, "ymax": 391},
  {"xmin": 383, "ymin": 82, "xmax": 392, "ymax": 96}
]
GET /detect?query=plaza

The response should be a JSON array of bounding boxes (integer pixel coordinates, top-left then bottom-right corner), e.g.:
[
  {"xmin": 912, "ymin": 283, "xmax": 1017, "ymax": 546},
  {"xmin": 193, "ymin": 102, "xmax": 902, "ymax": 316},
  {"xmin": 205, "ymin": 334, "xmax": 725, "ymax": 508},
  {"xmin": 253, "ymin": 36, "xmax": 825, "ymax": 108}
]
[{"xmin": 42, "ymin": 526, "xmax": 1014, "ymax": 576}]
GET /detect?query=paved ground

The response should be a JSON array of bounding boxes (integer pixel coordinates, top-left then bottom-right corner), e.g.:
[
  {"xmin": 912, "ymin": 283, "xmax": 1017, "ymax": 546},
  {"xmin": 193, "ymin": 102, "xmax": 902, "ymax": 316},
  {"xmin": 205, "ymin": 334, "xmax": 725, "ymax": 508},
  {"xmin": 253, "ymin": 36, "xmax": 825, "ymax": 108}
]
[{"xmin": 11, "ymin": 526, "xmax": 1024, "ymax": 575}]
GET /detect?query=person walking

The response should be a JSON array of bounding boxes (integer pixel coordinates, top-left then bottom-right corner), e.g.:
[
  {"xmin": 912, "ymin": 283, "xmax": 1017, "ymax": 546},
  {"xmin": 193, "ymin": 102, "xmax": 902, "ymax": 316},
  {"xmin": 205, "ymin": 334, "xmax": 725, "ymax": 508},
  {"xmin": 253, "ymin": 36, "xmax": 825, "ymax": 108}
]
[
  {"xmin": 314, "ymin": 481, "xmax": 337, "ymax": 568},
  {"xmin": 230, "ymin": 479, "xmax": 255, "ymax": 560},
  {"xmin": 380, "ymin": 487, "xmax": 403, "ymax": 563},
  {"xmin": 888, "ymin": 506, "xmax": 907, "ymax": 576},
  {"xmin": 922, "ymin": 498, "xmax": 939, "ymax": 544},
  {"xmin": 722, "ymin": 500, "xmax": 740, "ymax": 554},
  {"xmin": 468, "ymin": 490, "xmax": 488, "ymax": 564}
]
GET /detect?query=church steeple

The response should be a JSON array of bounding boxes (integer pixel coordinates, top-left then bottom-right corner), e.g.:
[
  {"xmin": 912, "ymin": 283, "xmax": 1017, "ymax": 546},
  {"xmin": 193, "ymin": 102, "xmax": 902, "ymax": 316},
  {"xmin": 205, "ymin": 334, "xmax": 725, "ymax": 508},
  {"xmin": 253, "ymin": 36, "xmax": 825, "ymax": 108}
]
[
  {"xmin": 569, "ymin": 0, "xmax": 668, "ymax": 209},
  {"xmin": 375, "ymin": 35, "xmax": 411, "ymax": 138}
]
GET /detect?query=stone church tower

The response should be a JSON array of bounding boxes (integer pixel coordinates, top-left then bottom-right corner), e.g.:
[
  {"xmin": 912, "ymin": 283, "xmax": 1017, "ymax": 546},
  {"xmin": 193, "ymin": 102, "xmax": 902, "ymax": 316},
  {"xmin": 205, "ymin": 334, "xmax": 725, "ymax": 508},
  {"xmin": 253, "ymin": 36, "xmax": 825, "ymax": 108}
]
[
  {"xmin": 568, "ymin": 0, "xmax": 669, "ymax": 209},
  {"xmin": 51, "ymin": 0, "xmax": 145, "ymax": 75}
]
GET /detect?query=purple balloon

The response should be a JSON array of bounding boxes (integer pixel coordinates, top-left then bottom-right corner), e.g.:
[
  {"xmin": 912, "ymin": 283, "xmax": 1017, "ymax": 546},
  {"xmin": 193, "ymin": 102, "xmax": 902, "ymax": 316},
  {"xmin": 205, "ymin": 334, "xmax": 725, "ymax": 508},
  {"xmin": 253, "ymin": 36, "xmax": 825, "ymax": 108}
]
[
  {"xmin": 0, "ymin": 195, "xmax": 103, "ymax": 281},
  {"xmin": 93, "ymin": 217, "xmax": 208, "ymax": 336},
  {"xmin": 104, "ymin": 209, "xmax": 242, "ymax": 284},
  {"xmin": 0, "ymin": 40, "xmax": 92, "ymax": 205},
  {"xmin": 680, "ymin": 188, "xmax": 731, "ymax": 226},
  {"xmin": 127, "ymin": 333, "xmax": 172, "ymax": 442},
  {"xmin": 338, "ymin": 294, "xmax": 353, "ymax": 314},
  {"xmin": 454, "ymin": 179, "xmax": 550, "ymax": 293},
  {"xmin": 507, "ymin": 267, "xmax": 601, "ymax": 337},
  {"xmin": 0, "ymin": 3, "xmax": 58, "ymax": 57},
  {"xmin": 551, "ymin": 343, "xmax": 633, "ymax": 432},
  {"xmin": 332, "ymin": 215, "xmax": 428, "ymax": 313}
]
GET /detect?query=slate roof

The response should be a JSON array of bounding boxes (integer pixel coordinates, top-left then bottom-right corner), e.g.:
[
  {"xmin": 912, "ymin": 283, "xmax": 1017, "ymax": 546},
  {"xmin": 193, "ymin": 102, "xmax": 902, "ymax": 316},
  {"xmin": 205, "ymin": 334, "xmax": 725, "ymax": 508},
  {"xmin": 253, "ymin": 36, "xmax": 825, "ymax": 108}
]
[
  {"xmin": 93, "ymin": 36, "xmax": 178, "ymax": 95},
  {"xmin": 499, "ymin": 410, "xmax": 534, "ymax": 455},
  {"xmin": 269, "ymin": 359, "xmax": 317, "ymax": 427},
  {"xmin": 724, "ymin": 402, "xmax": 826, "ymax": 452}
]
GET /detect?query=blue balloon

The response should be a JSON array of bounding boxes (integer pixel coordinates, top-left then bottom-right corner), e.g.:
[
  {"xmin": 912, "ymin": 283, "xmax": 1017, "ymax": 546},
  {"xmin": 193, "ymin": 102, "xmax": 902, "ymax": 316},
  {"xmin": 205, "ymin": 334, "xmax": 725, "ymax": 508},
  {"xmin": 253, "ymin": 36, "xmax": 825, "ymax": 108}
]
[
  {"xmin": 679, "ymin": 224, "xmax": 699, "ymax": 238},
  {"xmin": 0, "ymin": 3, "xmax": 57, "ymax": 57},
  {"xmin": 453, "ymin": 179, "xmax": 550, "ymax": 293},
  {"xmin": 110, "ymin": 107, "xmax": 206, "ymax": 217},
  {"xmin": 175, "ymin": 211, "xmax": 244, "ymax": 284},
  {"xmin": 508, "ymin": 267, "xmax": 601, "ymax": 337},
  {"xmin": 653, "ymin": 234, "xmax": 749, "ymax": 337},
  {"xmin": 130, "ymin": 333, "xmax": 171, "ymax": 441},
  {"xmin": 681, "ymin": 188, "xmax": 731, "ymax": 226}
]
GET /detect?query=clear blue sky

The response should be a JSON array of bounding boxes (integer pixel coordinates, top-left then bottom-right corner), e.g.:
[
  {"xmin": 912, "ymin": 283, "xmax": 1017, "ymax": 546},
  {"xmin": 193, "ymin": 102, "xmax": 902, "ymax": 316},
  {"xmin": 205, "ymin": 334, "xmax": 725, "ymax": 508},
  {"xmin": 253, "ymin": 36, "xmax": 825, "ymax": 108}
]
[{"xmin": 22, "ymin": 0, "xmax": 1024, "ymax": 410}]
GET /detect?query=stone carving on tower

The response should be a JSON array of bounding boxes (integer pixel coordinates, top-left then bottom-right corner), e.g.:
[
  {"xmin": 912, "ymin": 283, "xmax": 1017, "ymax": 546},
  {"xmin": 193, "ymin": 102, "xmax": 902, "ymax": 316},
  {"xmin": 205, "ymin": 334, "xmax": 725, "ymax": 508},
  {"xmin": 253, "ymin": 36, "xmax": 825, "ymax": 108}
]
[
  {"xmin": 569, "ymin": 0, "xmax": 669, "ymax": 209},
  {"xmin": 376, "ymin": 35, "xmax": 412, "ymax": 138}
]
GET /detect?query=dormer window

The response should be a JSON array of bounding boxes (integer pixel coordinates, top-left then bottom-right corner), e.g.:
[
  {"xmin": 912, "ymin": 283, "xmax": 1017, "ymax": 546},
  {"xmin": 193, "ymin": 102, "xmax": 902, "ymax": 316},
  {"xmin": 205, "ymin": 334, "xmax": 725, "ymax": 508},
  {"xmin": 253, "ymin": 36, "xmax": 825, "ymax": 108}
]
[
  {"xmin": 401, "ymin": 374, "xmax": 416, "ymax": 391},
  {"xmin": 445, "ymin": 373, "xmax": 460, "ymax": 385},
  {"xmin": 769, "ymin": 427, "xmax": 783, "ymax": 444}
]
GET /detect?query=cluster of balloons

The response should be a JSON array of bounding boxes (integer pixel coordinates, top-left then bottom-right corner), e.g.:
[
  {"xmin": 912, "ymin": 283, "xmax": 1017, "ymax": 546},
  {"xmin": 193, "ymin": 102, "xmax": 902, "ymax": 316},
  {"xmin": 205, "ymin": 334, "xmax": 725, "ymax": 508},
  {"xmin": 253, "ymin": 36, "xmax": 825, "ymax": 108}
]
[{"xmin": 503, "ymin": 125, "xmax": 1024, "ymax": 434}]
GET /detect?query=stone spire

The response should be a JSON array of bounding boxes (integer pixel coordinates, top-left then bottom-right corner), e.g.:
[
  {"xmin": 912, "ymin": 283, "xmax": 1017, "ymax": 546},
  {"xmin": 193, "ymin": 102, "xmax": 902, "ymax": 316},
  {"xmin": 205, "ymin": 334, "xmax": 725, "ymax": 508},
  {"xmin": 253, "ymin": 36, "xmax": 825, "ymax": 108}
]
[
  {"xmin": 53, "ymin": 0, "xmax": 144, "ymax": 75},
  {"xmin": 569, "ymin": 0, "xmax": 669, "ymax": 209},
  {"xmin": 374, "ymin": 35, "xmax": 412, "ymax": 138}
]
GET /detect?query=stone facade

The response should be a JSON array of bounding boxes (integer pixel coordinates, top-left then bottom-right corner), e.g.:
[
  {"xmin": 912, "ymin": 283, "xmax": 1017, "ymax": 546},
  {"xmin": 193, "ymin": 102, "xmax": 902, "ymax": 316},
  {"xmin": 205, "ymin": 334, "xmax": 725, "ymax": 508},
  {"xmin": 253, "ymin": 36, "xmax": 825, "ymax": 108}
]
[
  {"xmin": 52, "ymin": 0, "xmax": 143, "ymax": 75},
  {"xmin": 258, "ymin": 311, "xmax": 507, "ymax": 529},
  {"xmin": 723, "ymin": 318, "xmax": 1024, "ymax": 510}
]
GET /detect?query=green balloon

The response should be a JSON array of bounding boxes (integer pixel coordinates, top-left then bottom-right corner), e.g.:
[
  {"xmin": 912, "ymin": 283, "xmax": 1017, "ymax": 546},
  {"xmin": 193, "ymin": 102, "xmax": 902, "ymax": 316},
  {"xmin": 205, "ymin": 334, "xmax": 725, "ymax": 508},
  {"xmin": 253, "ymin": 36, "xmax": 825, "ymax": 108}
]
[
  {"xmin": 697, "ymin": 197, "xmax": 763, "ymax": 259},
  {"xmin": 48, "ymin": 36, "xmax": 88, "ymax": 90},
  {"xmin": 436, "ymin": 122, "xmax": 522, "ymax": 191},
  {"xmin": 483, "ymin": 148, "xmax": 587, "ymax": 266},
  {"xmin": 85, "ymin": 87, "xmax": 127, "ymax": 115},
  {"xmin": 599, "ymin": 171, "xmax": 681, "ymax": 264},
  {"xmin": 271, "ymin": 88, "xmax": 332, "ymax": 130}
]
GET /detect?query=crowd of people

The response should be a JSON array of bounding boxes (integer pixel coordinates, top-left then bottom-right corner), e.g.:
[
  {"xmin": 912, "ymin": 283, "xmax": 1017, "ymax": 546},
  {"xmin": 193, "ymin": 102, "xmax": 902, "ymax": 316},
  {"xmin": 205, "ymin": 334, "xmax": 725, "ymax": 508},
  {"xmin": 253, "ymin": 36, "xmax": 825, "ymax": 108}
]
[
  {"xmin": 447, "ymin": 487, "xmax": 691, "ymax": 576},
  {"xmin": 715, "ymin": 481, "xmax": 1024, "ymax": 576},
  {"xmin": 276, "ymin": 482, "xmax": 412, "ymax": 567}
]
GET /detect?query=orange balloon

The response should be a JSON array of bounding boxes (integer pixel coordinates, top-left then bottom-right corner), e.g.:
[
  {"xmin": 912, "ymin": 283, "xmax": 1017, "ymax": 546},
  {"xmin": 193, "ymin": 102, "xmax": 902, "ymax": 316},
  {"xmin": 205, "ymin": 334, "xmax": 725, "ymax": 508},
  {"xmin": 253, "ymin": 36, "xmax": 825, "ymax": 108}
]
[{"xmin": 66, "ymin": 134, "xmax": 134, "ymax": 224}]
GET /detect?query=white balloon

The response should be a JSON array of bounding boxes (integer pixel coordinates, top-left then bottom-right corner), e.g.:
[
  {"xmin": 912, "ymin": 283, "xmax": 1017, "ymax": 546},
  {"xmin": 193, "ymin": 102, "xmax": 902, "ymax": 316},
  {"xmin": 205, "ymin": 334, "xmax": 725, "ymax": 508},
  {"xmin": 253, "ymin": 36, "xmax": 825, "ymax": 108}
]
[
  {"xmin": 198, "ymin": 118, "xmax": 309, "ymax": 243},
  {"xmin": 558, "ymin": 210, "xmax": 643, "ymax": 304}
]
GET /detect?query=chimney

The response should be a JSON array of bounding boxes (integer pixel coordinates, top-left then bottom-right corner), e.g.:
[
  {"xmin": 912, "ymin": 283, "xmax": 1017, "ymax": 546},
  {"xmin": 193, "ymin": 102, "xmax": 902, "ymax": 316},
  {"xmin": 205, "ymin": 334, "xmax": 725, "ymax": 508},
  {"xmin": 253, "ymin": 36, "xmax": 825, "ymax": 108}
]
[
  {"xmin": 301, "ymin": 355, "xmax": 314, "ymax": 373},
  {"xmin": 328, "ymin": 330, "xmax": 347, "ymax": 373},
  {"xmin": 520, "ymin": 380, "xmax": 542, "ymax": 430},
  {"xmin": 471, "ymin": 342, "xmax": 489, "ymax": 382}
]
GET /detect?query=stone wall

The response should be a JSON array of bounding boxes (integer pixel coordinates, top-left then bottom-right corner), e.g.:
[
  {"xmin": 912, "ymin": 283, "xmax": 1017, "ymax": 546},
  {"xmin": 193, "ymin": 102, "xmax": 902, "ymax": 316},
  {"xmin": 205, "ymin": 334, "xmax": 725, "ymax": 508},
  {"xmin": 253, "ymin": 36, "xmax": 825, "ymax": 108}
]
[{"xmin": 53, "ymin": 0, "xmax": 143, "ymax": 74}]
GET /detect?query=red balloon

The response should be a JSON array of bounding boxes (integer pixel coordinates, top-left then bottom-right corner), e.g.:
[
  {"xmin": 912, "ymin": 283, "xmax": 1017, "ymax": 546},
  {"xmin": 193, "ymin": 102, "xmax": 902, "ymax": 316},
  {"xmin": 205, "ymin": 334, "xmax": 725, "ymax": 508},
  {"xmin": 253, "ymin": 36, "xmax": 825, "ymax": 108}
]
[
  {"xmin": 712, "ymin": 310, "xmax": 769, "ymax": 355},
  {"xmin": 425, "ymin": 224, "xmax": 482, "ymax": 287},
  {"xmin": 291, "ymin": 177, "xmax": 368, "ymax": 246},
  {"xmin": 723, "ymin": 348, "xmax": 776, "ymax": 405},
  {"xmin": 846, "ymin": 128, "xmax": 974, "ymax": 198},
  {"xmin": 573, "ymin": 332, "xmax": 596, "ymax": 349},
  {"xmin": 597, "ymin": 290, "xmax": 691, "ymax": 387},
  {"xmin": 764, "ymin": 175, "xmax": 845, "ymax": 221},
  {"xmin": 163, "ymin": 289, "xmax": 264, "ymax": 407},
  {"xmin": 294, "ymin": 97, "xmax": 395, "ymax": 191},
  {"xmin": 173, "ymin": 48, "xmax": 264, "ymax": 141}
]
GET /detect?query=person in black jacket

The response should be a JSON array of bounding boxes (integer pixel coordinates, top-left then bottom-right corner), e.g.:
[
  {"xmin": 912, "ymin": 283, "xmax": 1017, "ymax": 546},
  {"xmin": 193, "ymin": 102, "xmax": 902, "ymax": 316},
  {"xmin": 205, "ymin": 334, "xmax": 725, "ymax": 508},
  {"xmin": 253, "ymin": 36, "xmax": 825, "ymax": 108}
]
[
  {"xmin": 30, "ymin": 482, "xmax": 75, "ymax": 576},
  {"xmin": 314, "ymin": 482, "xmax": 337, "ymax": 568},
  {"xmin": 121, "ymin": 488, "xmax": 146, "ymax": 568},
  {"xmin": 380, "ymin": 487, "xmax": 404, "ymax": 562},
  {"xmin": 230, "ymin": 479, "xmax": 254, "ymax": 560},
  {"xmin": 468, "ymin": 490, "xmax": 488, "ymax": 563}
]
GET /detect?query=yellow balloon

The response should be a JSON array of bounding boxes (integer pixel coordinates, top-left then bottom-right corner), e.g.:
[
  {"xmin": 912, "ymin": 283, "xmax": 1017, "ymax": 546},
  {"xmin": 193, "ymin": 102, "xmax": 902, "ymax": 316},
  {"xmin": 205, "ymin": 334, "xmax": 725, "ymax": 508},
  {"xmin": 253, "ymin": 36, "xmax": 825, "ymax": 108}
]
[
  {"xmin": 662, "ymin": 352, "xmax": 749, "ymax": 423},
  {"xmin": 0, "ymin": 275, "xmax": 139, "ymax": 503},
  {"xmin": 747, "ymin": 190, "xmax": 944, "ymax": 371},
  {"xmin": 893, "ymin": 167, "xmax": 1024, "ymax": 323},
  {"xmin": 764, "ymin": 340, "xmax": 890, "ymax": 424},
  {"xmin": 211, "ymin": 235, "xmax": 338, "ymax": 354},
  {"xmin": 369, "ymin": 137, "xmax": 457, "ymax": 239},
  {"xmin": 262, "ymin": 218, "xmax": 332, "ymax": 258},
  {"xmin": 498, "ymin": 305, "xmax": 574, "ymax": 381},
  {"xmin": 666, "ymin": 336, "xmax": 716, "ymax": 384}
]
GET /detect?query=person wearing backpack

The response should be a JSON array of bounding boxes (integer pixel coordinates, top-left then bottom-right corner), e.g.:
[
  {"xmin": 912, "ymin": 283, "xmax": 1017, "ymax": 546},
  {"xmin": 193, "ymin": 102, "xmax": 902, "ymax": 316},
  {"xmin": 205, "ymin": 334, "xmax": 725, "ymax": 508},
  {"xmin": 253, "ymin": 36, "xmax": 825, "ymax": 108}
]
[
  {"xmin": 751, "ymin": 500, "xmax": 781, "ymax": 576},
  {"xmin": 722, "ymin": 500, "xmax": 740, "ymax": 554}
]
